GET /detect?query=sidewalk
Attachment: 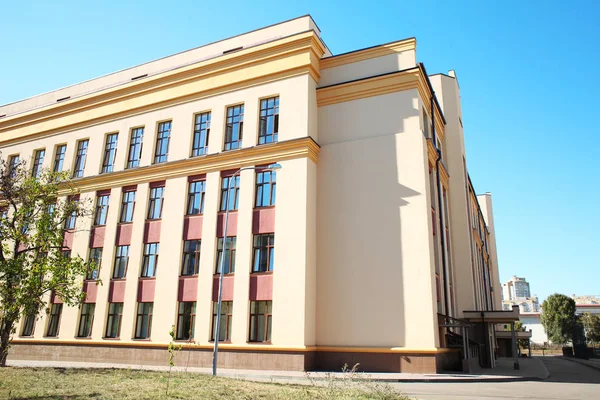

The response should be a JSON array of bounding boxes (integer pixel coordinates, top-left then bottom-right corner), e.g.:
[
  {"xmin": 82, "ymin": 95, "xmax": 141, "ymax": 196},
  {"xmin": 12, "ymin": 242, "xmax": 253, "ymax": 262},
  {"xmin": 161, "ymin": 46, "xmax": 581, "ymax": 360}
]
[
  {"xmin": 7, "ymin": 357, "xmax": 549, "ymax": 383},
  {"xmin": 561, "ymin": 356, "xmax": 600, "ymax": 372}
]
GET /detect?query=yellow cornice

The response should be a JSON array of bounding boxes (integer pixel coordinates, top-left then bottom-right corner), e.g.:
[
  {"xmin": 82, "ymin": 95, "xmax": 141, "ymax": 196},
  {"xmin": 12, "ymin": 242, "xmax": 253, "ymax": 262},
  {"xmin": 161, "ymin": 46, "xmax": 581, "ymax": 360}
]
[
  {"xmin": 0, "ymin": 31, "xmax": 326, "ymax": 146},
  {"xmin": 320, "ymin": 38, "xmax": 416, "ymax": 69},
  {"xmin": 57, "ymin": 137, "xmax": 319, "ymax": 195},
  {"xmin": 12, "ymin": 339, "xmax": 457, "ymax": 355},
  {"xmin": 316, "ymin": 67, "xmax": 445, "ymax": 138},
  {"xmin": 427, "ymin": 138, "xmax": 438, "ymax": 168},
  {"xmin": 439, "ymin": 163, "xmax": 450, "ymax": 190}
]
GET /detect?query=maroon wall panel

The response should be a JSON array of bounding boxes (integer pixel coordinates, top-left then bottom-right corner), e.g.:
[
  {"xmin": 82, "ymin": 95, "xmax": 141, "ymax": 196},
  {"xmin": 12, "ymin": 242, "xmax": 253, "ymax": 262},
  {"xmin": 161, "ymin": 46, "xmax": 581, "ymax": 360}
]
[
  {"xmin": 137, "ymin": 279, "xmax": 156, "ymax": 302},
  {"xmin": 115, "ymin": 224, "xmax": 133, "ymax": 246},
  {"xmin": 178, "ymin": 276, "xmax": 198, "ymax": 302},
  {"xmin": 249, "ymin": 274, "xmax": 274, "ymax": 301},
  {"xmin": 89, "ymin": 226, "xmax": 106, "ymax": 248},
  {"xmin": 212, "ymin": 275, "xmax": 235, "ymax": 301},
  {"xmin": 83, "ymin": 281, "xmax": 98, "ymax": 303},
  {"xmin": 183, "ymin": 216, "xmax": 203, "ymax": 240},
  {"xmin": 108, "ymin": 280, "xmax": 127, "ymax": 303},
  {"xmin": 143, "ymin": 220, "xmax": 162, "ymax": 243},
  {"xmin": 252, "ymin": 208, "xmax": 276, "ymax": 234},
  {"xmin": 62, "ymin": 231, "xmax": 74, "ymax": 249},
  {"xmin": 216, "ymin": 212, "xmax": 238, "ymax": 237}
]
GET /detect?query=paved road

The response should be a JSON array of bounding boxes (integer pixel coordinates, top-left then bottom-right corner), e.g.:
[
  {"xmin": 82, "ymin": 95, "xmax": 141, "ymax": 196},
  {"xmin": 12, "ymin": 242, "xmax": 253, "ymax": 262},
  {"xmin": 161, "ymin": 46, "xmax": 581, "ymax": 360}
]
[{"xmin": 391, "ymin": 357, "xmax": 600, "ymax": 400}]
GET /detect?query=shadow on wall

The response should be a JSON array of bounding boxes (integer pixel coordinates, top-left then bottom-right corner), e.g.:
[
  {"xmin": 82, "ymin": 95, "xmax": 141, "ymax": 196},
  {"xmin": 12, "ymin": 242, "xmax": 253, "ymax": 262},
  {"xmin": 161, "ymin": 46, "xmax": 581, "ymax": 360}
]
[{"xmin": 316, "ymin": 91, "xmax": 423, "ymax": 350}]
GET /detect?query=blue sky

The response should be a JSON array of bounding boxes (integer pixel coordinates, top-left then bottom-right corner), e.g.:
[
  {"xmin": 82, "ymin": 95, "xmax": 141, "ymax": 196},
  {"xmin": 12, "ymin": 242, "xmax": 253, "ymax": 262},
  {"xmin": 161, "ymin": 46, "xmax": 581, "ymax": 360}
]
[{"xmin": 1, "ymin": 1, "xmax": 598, "ymax": 301}]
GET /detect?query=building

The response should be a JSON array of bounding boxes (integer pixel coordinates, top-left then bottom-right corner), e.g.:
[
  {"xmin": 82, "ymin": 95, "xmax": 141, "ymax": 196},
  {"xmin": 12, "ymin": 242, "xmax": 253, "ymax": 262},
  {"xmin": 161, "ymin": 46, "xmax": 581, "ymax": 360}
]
[
  {"xmin": 502, "ymin": 276, "xmax": 531, "ymax": 300},
  {"xmin": 1, "ymin": 15, "xmax": 509, "ymax": 373}
]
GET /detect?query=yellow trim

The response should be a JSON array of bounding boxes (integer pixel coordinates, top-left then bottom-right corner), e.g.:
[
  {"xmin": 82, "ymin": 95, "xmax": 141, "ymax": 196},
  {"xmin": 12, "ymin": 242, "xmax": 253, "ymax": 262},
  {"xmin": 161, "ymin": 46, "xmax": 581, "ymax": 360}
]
[
  {"xmin": 316, "ymin": 67, "xmax": 445, "ymax": 139},
  {"xmin": 439, "ymin": 163, "xmax": 450, "ymax": 190},
  {"xmin": 427, "ymin": 138, "xmax": 438, "ymax": 168},
  {"xmin": 0, "ymin": 32, "xmax": 326, "ymax": 146},
  {"xmin": 12, "ymin": 339, "xmax": 457, "ymax": 354},
  {"xmin": 320, "ymin": 38, "xmax": 416, "ymax": 69},
  {"xmin": 57, "ymin": 137, "xmax": 319, "ymax": 195}
]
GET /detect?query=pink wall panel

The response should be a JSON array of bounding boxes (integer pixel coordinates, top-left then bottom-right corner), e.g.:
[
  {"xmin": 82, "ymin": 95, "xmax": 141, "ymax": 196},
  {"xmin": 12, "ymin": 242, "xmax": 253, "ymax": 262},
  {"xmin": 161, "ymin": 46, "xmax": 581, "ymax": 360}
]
[
  {"xmin": 62, "ymin": 231, "xmax": 74, "ymax": 249},
  {"xmin": 252, "ymin": 208, "xmax": 276, "ymax": 234},
  {"xmin": 183, "ymin": 216, "xmax": 203, "ymax": 240},
  {"xmin": 83, "ymin": 281, "xmax": 98, "ymax": 303},
  {"xmin": 50, "ymin": 291, "xmax": 63, "ymax": 304},
  {"xmin": 212, "ymin": 275, "xmax": 235, "ymax": 301},
  {"xmin": 115, "ymin": 223, "xmax": 133, "ymax": 246},
  {"xmin": 178, "ymin": 276, "xmax": 198, "ymax": 301},
  {"xmin": 216, "ymin": 212, "xmax": 238, "ymax": 237},
  {"xmin": 137, "ymin": 279, "xmax": 156, "ymax": 302},
  {"xmin": 249, "ymin": 274, "xmax": 273, "ymax": 301},
  {"xmin": 108, "ymin": 280, "xmax": 127, "ymax": 303},
  {"xmin": 89, "ymin": 226, "xmax": 105, "ymax": 248},
  {"xmin": 143, "ymin": 220, "xmax": 162, "ymax": 243}
]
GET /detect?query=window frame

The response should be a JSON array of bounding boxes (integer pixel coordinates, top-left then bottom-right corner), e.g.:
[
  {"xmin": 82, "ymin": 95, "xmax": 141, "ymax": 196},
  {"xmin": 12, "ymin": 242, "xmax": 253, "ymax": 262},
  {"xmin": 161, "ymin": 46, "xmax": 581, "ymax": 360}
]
[
  {"xmin": 211, "ymin": 301, "xmax": 233, "ymax": 342},
  {"xmin": 141, "ymin": 243, "xmax": 159, "ymax": 278},
  {"xmin": 120, "ymin": 189, "xmax": 136, "ymax": 223},
  {"xmin": 134, "ymin": 302, "xmax": 153, "ymax": 339},
  {"xmin": 31, "ymin": 149, "xmax": 45, "ymax": 178},
  {"xmin": 94, "ymin": 194, "xmax": 110, "ymax": 226},
  {"xmin": 154, "ymin": 121, "xmax": 172, "ymax": 164},
  {"xmin": 45, "ymin": 303, "xmax": 63, "ymax": 337},
  {"xmin": 104, "ymin": 302, "xmax": 124, "ymax": 339},
  {"xmin": 87, "ymin": 248, "xmax": 103, "ymax": 280},
  {"xmin": 175, "ymin": 302, "xmax": 196, "ymax": 341},
  {"xmin": 21, "ymin": 314, "xmax": 36, "ymax": 337},
  {"xmin": 249, "ymin": 300, "xmax": 272, "ymax": 343},
  {"xmin": 254, "ymin": 169, "xmax": 277, "ymax": 208},
  {"xmin": 191, "ymin": 111, "xmax": 211, "ymax": 157},
  {"xmin": 113, "ymin": 245, "xmax": 130, "ymax": 279},
  {"xmin": 73, "ymin": 139, "xmax": 89, "ymax": 178},
  {"xmin": 252, "ymin": 233, "xmax": 275, "ymax": 273},
  {"xmin": 258, "ymin": 96, "xmax": 279, "ymax": 145},
  {"xmin": 219, "ymin": 175, "xmax": 240, "ymax": 211},
  {"xmin": 181, "ymin": 240, "xmax": 201, "ymax": 276},
  {"xmin": 147, "ymin": 186, "xmax": 165, "ymax": 220},
  {"xmin": 77, "ymin": 303, "xmax": 95, "ymax": 338},
  {"xmin": 101, "ymin": 133, "xmax": 119, "ymax": 174},
  {"xmin": 223, "ymin": 104, "xmax": 244, "ymax": 151},
  {"xmin": 186, "ymin": 180, "xmax": 206, "ymax": 215},
  {"xmin": 8, "ymin": 154, "xmax": 20, "ymax": 177},
  {"xmin": 53, "ymin": 144, "xmax": 67, "ymax": 172},
  {"xmin": 215, "ymin": 237, "xmax": 236, "ymax": 274},
  {"xmin": 127, "ymin": 127, "xmax": 144, "ymax": 169}
]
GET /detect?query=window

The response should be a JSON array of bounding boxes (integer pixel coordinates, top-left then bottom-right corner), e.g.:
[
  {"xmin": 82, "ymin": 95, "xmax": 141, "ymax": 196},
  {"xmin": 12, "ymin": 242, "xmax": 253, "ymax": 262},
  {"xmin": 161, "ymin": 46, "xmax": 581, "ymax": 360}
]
[
  {"xmin": 77, "ymin": 303, "xmax": 95, "ymax": 338},
  {"xmin": 53, "ymin": 145, "xmax": 67, "ymax": 172},
  {"xmin": 191, "ymin": 112, "xmax": 210, "ymax": 156},
  {"xmin": 73, "ymin": 139, "xmax": 88, "ymax": 178},
  {"xmin": 94, "ymin": 194, "xmax": 110, "ymax": 226},
  {"xmin": 258, "ymin": 97, "xmax": 279, "ymax": 144},
  {"xmin": 224, "ymin": 105, "xmax": 243, "ymax": 150},
  {"xmin": 8, "ymin": 155, "xmax": 20, "ymax": 177},
  {"xmin": 255, "ymin": 170, "xmax": 276, "ymax": 207},
  {"xmin": 176, "ymin": 302, "xmax": 196, "ymax": 340},
  {"xmin": 61, "ymin": 250, "xmax": 71, "ymax": 259},
  {"xmin": 134, "ymin": 302, "xmax": 153, "ymax": 339},
  {"xmin": 101, "ymin": 133, "xmax": 118, "ymax": 173},
  {"xmin": 105, "ymin": 302, "xmax": 123, "ymax": 338},
  {"xmin": 252, "ymin": 234, "xmax": 275, "ymax": 273},
  {"xmin": 113, "ymin": 245, "xmax": 129, "ymax": 279},
  {"xmin": 154, "ymin": 121, "xmax": 171, "ymax": 163},
  {"xmin": 249, "ymin": 301, "xmax": 272, "ymax": 342},
  {"xmin": 211, "ymin": 301, "xmax": 233, "ymax": 342},
  {"xmin": 147, "ymin": 186, "xmax": 164, "ymax": 219},
  {"xmin": 31, "ymin": 149, "xmax": 45, "ymax": 178},
  {"xmin": 87, "ymin": 248, "xmax": 103, "ymax": 280},
  {"xmin": 120, "ymin": 190, "xmax": 136, "ymax": 223},
  {"xmin": 127, "ymin": 127, "xmax": 144, "ymax": 168},
  {"xmin": 21, "ymin": 314, "xmax": 36, "ymax": 337},
  {"xmin": 216, "ymin": 237, "xmax": 236, "ymax": 274},
  {"xmin": 181, "ymin": 240, "xmax": 201, "ymax": 276},
  {"xmin": 219, "ymin": 176, "xmax": 240, "ymax": 211},
  {"xmin": 141, "ymin": 243, "xmax": 159, "ymax": 277},
  {"xmin": 187, "ymin": 180, "xmax": 205, "ymax": 215},
  {"xmin": 64, "ymin": 197, "xmax": 78, "ymax": 230},
  {"xmin": 46, "ymin": 303, "xmax": 62, "ymax": 337},
  {"xmin": 423, "ymin": 109, "xmax": 431, "ymax": 139}
]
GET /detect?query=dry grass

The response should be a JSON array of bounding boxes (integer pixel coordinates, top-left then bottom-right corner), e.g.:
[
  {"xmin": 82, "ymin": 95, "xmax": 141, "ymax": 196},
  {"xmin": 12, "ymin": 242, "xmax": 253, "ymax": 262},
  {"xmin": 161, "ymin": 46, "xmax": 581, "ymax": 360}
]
[{"xmin": 0, "ymin": 367, "xmax": 411, "ymax": 400}]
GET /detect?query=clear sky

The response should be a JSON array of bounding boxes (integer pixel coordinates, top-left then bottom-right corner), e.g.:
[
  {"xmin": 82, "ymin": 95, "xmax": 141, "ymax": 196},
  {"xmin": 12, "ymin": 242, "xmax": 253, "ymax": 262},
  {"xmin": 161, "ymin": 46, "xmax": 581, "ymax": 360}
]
[{"xmin": 1, "ymin": 1, "xmax": 598, "ymax": 301}]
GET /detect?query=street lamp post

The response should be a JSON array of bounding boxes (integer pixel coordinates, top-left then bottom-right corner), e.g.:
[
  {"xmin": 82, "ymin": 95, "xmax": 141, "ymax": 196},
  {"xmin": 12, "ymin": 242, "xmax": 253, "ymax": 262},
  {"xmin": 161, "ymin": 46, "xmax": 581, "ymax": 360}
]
[{"xmin": 212, "ymin": 163, "xmax": 281, "ymax": 376}]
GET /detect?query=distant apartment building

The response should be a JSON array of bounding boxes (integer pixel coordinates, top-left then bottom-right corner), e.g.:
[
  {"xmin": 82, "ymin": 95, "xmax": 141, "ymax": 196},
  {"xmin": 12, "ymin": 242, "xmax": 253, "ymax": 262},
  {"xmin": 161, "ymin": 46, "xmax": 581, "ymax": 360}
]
[
  {"xmin": 503, "ymin": 276, "xmax": 531, "ymax": 299},
  {"xmin": 1, "ymin": 15, "xmax": 509, "ymax": 373}
]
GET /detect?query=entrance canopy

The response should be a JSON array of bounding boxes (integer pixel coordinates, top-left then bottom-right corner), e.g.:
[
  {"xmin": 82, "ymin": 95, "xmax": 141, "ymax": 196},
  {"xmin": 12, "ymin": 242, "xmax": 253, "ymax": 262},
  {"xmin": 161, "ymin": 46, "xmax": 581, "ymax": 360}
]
[{"xmin": 462, "ymin": 305, "xmax": 520, "ymax": 324}]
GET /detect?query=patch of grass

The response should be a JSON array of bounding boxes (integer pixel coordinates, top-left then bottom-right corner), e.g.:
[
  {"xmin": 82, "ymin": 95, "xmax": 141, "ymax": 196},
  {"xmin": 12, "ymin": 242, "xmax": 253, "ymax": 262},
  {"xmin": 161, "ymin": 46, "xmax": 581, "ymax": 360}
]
[{"xmin": 0, "ymin": 367, "xmax": 411, "ymax": 399}]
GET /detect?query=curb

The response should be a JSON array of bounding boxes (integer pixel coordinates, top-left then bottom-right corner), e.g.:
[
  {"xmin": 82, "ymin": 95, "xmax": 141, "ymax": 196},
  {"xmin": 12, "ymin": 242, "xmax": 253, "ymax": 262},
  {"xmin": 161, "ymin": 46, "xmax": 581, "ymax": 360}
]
[{"xmin": 560, "ymin": 356, "xmax": 600, "ymax": 372}]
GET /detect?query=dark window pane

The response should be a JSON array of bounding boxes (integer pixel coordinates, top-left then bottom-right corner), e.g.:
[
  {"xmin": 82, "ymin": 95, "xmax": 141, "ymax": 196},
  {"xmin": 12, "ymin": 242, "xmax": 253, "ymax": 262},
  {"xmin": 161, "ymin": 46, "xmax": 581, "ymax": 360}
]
[{"xmin": 192, "ymin": 112, "xmax": 211, "ymax": 156}]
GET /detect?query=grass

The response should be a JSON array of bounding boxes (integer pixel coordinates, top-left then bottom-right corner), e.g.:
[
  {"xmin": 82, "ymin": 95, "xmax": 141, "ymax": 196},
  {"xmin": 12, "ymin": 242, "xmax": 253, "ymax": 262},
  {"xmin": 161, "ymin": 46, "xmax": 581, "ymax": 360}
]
[{"xmin": 0, "ymin": 367, "xmax": 412, "ymax": 400}]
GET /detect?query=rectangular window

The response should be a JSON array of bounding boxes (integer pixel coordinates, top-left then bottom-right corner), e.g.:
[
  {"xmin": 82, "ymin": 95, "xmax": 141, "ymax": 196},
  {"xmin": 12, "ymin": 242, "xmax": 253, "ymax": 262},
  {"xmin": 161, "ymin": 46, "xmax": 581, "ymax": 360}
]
[
  {"xmin": 77, "ymin": 303, "xmax": 95, "ymax": 338},
  {"xmin": 8, "ymin": 155, "xmax": 20, "ymax": 177},
  {"xmin": 176, "ymin": 302, "xmax": 196, "ymax": 340},
  {"xmin": 64, "ymin": 197, "xmax": 78, "ymax": 230},
  {"xmin": 120, "ymin": 190, "xmax": 136, "ymax": 223},
  {"xmin": 46, "ymin": 303, "xmax": 62, "ymax": 337},
  {"xmin": 249, "ymin": 300, "xmax": 272, "ymax": 342},
  {"xmin": 154, "ymin": 121, "xmax": 171, "ymax": 163},
  {"xmin": 134, "ymin": 302, "xmax": 153, "ymax": 339},
  {"xmin": 186, "ymin": 180, "xmax": 206, "ymax": 215},
  {"xmin": 181, "ymin": 240, "xmax": 201, "ymax": 276},
  {"xmin": 87, "ymin": 248, "xmax": 103, "ymax": 280},
  {"xmin": 211, "ymin": 301, "xmax": 233, "ymax": 342},
  {"xmin": 219, "ymin": 176, "xmax": 240, "ymax": 211},
  {"xmin": 105, "ymin": 302, "xmax": 123, "ymax": 338},
  {"xmin": 94, "ymin": 194, "xmax": 110, "ymax": 226},
  {"xmin": 73, "ymin": 139, "xmax": 88, "ymax": 178},
  {"xmin": 53, "ymin": 145, "xmax": 67, "ymax": 172},
  {"xmin": 252, "ymin": 234, "xmax": 275, "ymax": 273},
  {"xmin": 423, "ymin": 109, "xmax": 431, "ymax": 139},
  {"xmin": 255, "ymin": 170, "xmax": 276, "ymax": 207},
  {"xmin": 101, "ymin": 133, "xmax": 118, "ymax": 173},
  {"xmin": 216, "ymin": 237, "xmax": 236, "ymax": 274},
  {"xmin": 258, "ymin": 97, "xmax": 279, "ymax": 144},
  {"xmin": 127, "ymin": 127, "xmax": 144, "ymax": 169},
  {"xmin": 113, "ymin": 245, "xmax": 129, "ymax": 279},
  {"xmin": 224, "ymin": 105, "xmax": 243, "ymax": 150},
  {"xmin": 191, "ymin": 112, "xmax": 210, "ymax": 156},
  {"xmin": 21, "ymin": 314, "xmax": 36, "ymax": 337},
  {"xmin": 147, "ymin": 186, "xmax": 164, "ymax": 219},
  {"xmin": 141, "ymin": 243, "xmax": 159, "ymax": 277},
  {"xmin": 31, "ymin": 149, "xmax": 45, "ymax": 178}
]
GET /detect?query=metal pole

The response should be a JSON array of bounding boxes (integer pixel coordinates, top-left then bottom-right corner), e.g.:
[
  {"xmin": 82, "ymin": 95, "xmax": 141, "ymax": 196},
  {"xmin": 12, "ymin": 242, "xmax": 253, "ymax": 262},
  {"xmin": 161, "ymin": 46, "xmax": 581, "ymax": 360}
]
[
  {"xmin": 212, "ymin": 169, "xmax": 238, "ymax": 376},
  {"xmin": 511, "ymin": 321, "xmax": 519, "ymax": 370}
]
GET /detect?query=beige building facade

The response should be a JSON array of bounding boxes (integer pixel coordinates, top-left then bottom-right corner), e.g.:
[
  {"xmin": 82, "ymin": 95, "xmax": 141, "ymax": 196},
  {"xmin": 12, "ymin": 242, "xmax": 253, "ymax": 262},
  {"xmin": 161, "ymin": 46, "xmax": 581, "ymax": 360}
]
[{"xmin": 1, "ymin": 15, "xmax": 505, "ymax": 373}]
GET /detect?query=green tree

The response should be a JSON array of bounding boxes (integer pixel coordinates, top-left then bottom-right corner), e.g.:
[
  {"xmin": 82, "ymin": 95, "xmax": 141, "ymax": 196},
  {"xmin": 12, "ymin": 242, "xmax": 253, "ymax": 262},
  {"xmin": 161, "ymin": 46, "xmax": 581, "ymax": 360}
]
[
  {"xmin": 0, "ymin": 157, "xmax": 92, "ymax": 367},
  {"xmin": 541, "ymin": 293, "xmax": 577, "ymax": 345},
  {"xmin": 581, "ymin": 313, "xmax": 600, "ymax": 345}
]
